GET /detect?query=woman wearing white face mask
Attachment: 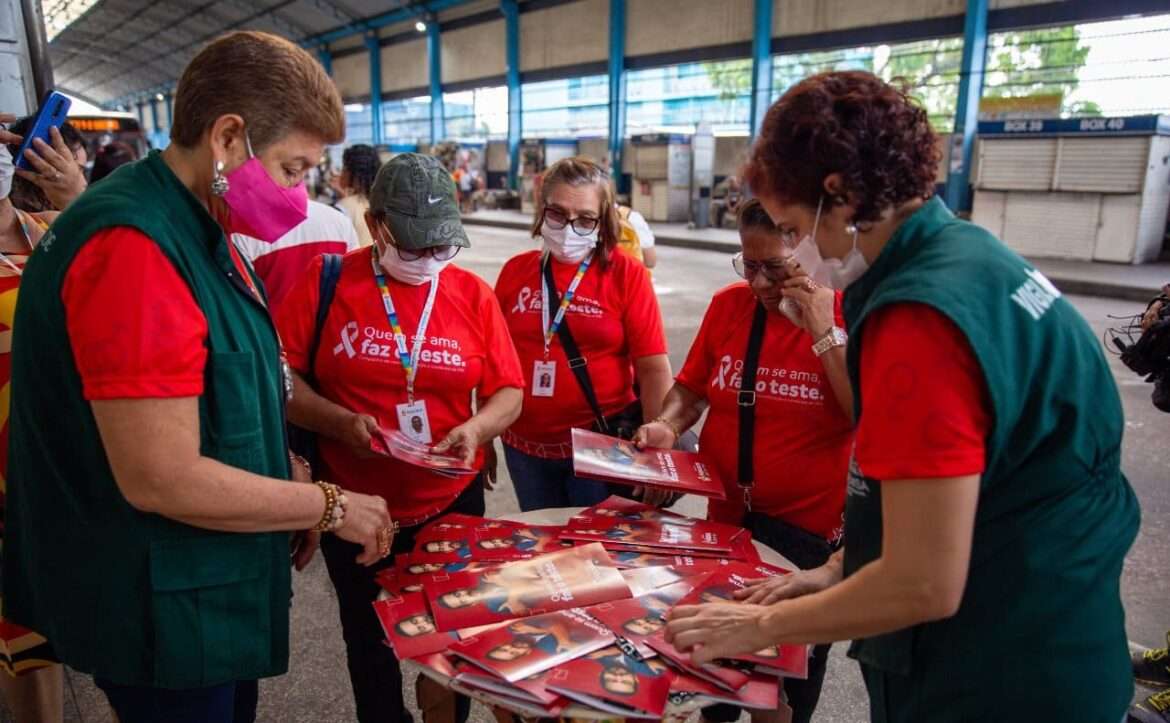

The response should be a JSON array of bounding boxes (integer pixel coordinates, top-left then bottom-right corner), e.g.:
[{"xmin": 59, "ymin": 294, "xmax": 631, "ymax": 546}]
[
  {"xmin": 276, "ymin": 152, "xmax": 524, "ymax": 723},
  {"xmin": 666, "ymin": 71, "xmax": 1138, "ymax": 723},
  {"xmin": 495, "ymin": 157, "xmax": 672, "ymax": 511}
]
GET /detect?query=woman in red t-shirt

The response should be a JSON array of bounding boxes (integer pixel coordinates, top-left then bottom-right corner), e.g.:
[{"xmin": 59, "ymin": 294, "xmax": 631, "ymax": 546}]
[
  {"xmin": 495, "ymin": 157, "xmax": 671, "ymax": 511},
  {"xmin": 276, "ymin": 153, "xmax": 523, "ymax": 722},
  {"xmin": 635, "ymin": 198, "xmax": 853, "ymax": 723}
]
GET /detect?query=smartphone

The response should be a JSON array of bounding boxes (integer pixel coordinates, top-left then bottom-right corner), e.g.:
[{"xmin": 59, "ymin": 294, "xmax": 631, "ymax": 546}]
[{"xmin": 13, "ymin": 91, "xmax": 72, "ymax": 172}]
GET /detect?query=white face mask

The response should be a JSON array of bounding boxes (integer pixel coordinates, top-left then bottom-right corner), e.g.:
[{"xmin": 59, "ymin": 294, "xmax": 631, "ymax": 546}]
[
  {"xmin": 0, "ymin": 146, "xmax": 13, "ymax": 200},
  {"xmin": 376, "ymin": 229, "xmax": 452, "ymax": 285},
  {"xmin": 541, "ymin": 220, "xmax": 597, "ymax": 263},
  {"xmin": 789, "ymin": 196, "xmax": 870, "ymax": 290}
]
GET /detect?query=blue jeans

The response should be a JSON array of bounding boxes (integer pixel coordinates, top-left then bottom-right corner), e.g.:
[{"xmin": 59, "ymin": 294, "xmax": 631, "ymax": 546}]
[
  {"xmin": 95, "ymin": 677, "xmax": 258, "ymax": 723},
  {"xmin": 504, "ymin": 444, "xmax": 611, "ymax": 511}
]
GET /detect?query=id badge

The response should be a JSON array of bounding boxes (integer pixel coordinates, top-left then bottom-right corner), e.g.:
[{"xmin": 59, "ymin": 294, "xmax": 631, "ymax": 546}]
[
  {"xmin": 396, "ymin": 400, "xmax": 432, "ymax": 444},
  {"xmin": 531, "ymin": 360, "xmax": 556, "ymax": 397}
]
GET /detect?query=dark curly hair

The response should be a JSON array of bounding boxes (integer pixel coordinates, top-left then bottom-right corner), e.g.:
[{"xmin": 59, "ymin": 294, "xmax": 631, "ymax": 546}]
[
  {"xmin": 745, "ymin": 71, "xmax": 940, "ymax": 225},
  {"xmin": 5, "ymin": 116, "xmax": 84, "ymax": 213},
  {"xmin": 342, "ymin": 144, "xmax": 380, "ymax": 198}
]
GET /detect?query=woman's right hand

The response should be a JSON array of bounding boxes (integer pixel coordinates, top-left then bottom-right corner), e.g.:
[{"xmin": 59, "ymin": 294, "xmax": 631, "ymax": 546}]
[
  {"xmin": 333, "ymin": 490, "xmax": 393, "ymax": 565},
  {"xmin": 734, "ymin": 558, "xmax": 843, "ymax": 605},
  {"xmin": 341, "ymin": 412, "xmax": 381, "ymax": 458},
  {"xmin": 634, "ymin": 421, "xmax": 677, "ymax": 450}
]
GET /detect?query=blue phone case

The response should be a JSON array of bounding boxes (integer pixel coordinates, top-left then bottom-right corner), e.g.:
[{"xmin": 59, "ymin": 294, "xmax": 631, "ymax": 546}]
[{"xmin": 13, "ymin": 91, "xmax": 72, "ymax": 172}]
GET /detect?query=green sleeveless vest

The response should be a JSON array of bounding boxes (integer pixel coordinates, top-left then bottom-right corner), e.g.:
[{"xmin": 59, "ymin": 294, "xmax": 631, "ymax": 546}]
[
  {"xmin": 841, "ymin": 198, "xmax": 1139, "ymax": 723},
  {"xmin": 3, "ymin": 151, "xmax": 293, "ymax": 688}
]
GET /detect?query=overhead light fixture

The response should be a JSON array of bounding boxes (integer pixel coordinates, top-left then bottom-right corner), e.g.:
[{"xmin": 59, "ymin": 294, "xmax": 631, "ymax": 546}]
[
  {"xmin": 155, "ymin": 93, "xmax": 164, "ymax": 101},
  {"xmin": 42, "ymin": 0, "xmax": 103, "ymax": 41},
  {"xmin": 415, "ymin": 20, "xmax": 427, "ymax": 32}
]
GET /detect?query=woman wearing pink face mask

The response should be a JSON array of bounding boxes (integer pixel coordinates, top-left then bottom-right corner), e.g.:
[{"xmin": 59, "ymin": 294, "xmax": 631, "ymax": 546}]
[{"xmin": 3, "ymin": 31, "xmax": 392, "ymax": 723}]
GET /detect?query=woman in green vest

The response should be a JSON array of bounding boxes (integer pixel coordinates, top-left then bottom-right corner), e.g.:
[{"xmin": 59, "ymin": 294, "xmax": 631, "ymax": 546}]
[
  {"xmin": 3, "ymin": 31, "xmax": 393, "ymax": 723},
  {"xmin": 666, "ymin": 70, "xmax": 1140, "ymax": 723}
]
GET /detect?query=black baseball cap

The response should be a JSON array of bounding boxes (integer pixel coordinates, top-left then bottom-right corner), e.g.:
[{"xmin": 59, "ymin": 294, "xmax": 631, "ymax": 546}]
[{"xmin": 369, "ymin": 152, "xmax": 471, "ymax": 250}]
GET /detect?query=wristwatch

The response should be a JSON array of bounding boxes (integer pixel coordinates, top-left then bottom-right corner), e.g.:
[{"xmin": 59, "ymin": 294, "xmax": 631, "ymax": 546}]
[{"xmin": 812, "ymin": 326, "xmax": 848, "ymax": 357}]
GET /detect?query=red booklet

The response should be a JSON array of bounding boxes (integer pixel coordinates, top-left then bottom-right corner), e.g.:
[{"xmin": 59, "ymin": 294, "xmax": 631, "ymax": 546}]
[
  {"xmin": 548, "ymin": 643, "xmax": 675, "ymax": 719},
  {"xmin": 469, "ymin": 525, "xmax": 570, "ymax": 561},
  {"xmin": 571, "ymin": 429, "xmax": 726, "ymax": 500},
  {"xmin": 587, "ymin": 580, "xmax": 695, "ymax": 657},
  {"xmin": 369, "ymin": 428, "xmax": 475, "ymax": 476},
  {"xmin": 669, "ymin": 669, "xmax": 780, "ymax": 710},
  {"xmin": 619, "ymin": 566, "xmax": 689, "ymax": 597},
  {"xmin": 414, "ymin": 652, "xmax": 459, "ymax": 678},
  {"xmin": 451, "ymin": 607, "xmax": 615, "ymax": 682},
  {"xmin": 573, "ymin": 496, "xmax": 698, "ymax": 525},
  {"xmin": 645, "ymin": 633, "xmax": 749, "ymax": 693},
  {"xmin": 372, "ymin": 593, "xmax": 460, "ymax": 660},
  {"xmin": 423, "ymin": 543, "xmax": 630, "ymax": 632},
  {"xmin": 453, "ymin": 662, "xmax": 570, "ymax": 718},
  {"xmin": 560, "ymin": 516, "xmax": 744, "ymax": 555},
  {"xmin": 678, "ymin": 568, "xmax": 808, "ymax": 678}
]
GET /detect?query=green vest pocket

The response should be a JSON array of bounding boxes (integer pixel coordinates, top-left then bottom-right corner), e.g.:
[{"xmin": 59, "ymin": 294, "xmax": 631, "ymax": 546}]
[
  {"xmin": 201, "ymin": 352, "xmax": 265, "ymax": 470},
  {"xmin": 148, "ymin": 534, "xmax": 273, "ymax": 687}
]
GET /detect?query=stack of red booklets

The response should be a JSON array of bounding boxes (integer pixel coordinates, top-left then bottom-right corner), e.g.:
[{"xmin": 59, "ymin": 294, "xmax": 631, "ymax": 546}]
[
  {"xmin": 369, "ymin": 428, "xmax": 475, "ymax": 477},
  {"xmin": 370, "ymin": 507, "xmax": 797, "ymax": 720},
  {"xmin": 571, "ymin": 428, "xmax": 726, "ymax": 499}
]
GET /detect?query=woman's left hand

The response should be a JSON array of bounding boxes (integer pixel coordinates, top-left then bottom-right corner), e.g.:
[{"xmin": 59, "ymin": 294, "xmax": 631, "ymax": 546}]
[
  {"xmin": 666, "ymin": 602, "xmax": 771, "ymax": 665},
  {"xmin": 290, "ymin": 530, "xmax": 321, "ymax": 571},
  {"xmin": 433, "ymin": 420, "xmax": 482, "ymax": 467},
  {"xmin": 780, "ymin": 263, "xmax": 836, "ymax": 337}
]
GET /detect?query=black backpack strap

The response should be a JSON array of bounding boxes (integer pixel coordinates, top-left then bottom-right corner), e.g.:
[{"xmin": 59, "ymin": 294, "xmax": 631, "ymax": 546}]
[
  {"xmin": 737, "ymin": 303, "xmax": 768, "ymax": 508},
  {"xmin": 542, "ymin": 255, "xmax": 609, "ymax": 433},
  {"xmin": 306, "ymin": 253, "xmax": 343, "ymax": 382}
]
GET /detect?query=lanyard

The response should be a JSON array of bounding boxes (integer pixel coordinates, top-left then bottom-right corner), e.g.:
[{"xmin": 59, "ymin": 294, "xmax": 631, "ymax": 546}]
[
  {"xmin": 372, "ymin": 249, "xmax": 440, "ymax": 403},
  {"xmin": 540, "ymin": 251, "xmax": 593, "ymax": 358},
  {"xmin": 1, "ymin": 211, "xmax": 39, "ymax": 276}
]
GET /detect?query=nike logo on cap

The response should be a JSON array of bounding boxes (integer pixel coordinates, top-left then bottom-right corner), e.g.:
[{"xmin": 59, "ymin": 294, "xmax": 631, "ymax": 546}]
[{"xmin": 428, "ymin": 195, "xmax": 443, "ymax": 204}]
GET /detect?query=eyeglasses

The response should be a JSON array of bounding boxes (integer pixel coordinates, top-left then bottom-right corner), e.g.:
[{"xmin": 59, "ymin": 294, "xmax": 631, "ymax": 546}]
[
  {"xmin": 395, "ymin": 244, "xmax": 461, "ymax": 262},
  {"xmin": 542, "ymin": 206, "xmax": 600, "ymax": 236},
  {"xmin": 732, "ymin": 253, "xmax": 790, "ymax": 282}
]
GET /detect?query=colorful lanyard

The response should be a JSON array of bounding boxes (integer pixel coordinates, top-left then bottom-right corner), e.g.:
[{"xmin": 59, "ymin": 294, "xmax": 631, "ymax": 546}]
[
  {"xmin": 540, "ymin": 251, "xmax": 593, "ymax": 358},
  {"xmin": 372, "ymin": 248, "xmax": 440, "ymax": 403}
]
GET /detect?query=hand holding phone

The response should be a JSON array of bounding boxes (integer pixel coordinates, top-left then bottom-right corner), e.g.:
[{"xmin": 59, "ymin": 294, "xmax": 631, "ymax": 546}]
[{"xmin": 14, "ymin": 91, "xmax": 71, "ymax": 172}]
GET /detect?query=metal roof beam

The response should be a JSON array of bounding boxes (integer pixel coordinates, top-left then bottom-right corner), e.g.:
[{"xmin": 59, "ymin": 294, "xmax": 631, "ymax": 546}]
[
  {"xmin": 299, "ymin": 0, "xmax": 358, "ymax": 27},
  {"xmin": 300, "ymin": 0, "xmax": 473, "ymax": 48}
]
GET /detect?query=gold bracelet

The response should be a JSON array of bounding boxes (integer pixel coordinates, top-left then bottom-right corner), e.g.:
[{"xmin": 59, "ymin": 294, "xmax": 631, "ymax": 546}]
[
  {"xmin": 651, "ymin": 415, "xmax": 682, "ymax": 442},
  {"xmin": 312, "ymin": 481, "xmax": 347, "ymax": 532}
]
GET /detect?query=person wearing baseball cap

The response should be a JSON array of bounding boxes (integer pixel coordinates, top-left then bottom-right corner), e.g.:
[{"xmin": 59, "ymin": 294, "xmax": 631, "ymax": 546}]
[{"xmin": 275, "ymin": 152, "xmax": 524, "ymax": 723}]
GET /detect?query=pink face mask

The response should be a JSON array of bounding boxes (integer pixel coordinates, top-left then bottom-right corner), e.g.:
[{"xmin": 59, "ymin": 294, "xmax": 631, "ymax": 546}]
[{"xmin": 222, "ymin": 134, "xmax": 308, "ymax": 242}]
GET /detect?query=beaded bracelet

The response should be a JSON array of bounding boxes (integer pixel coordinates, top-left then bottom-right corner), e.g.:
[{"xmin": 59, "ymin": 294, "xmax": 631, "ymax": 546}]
[
  {"xmin": 312, "ymin": 481, "xmax": 348, "ymax": 532},
  {"xmin": 651, "ymin": 415, "xmax": 682, "ymax": 443}
]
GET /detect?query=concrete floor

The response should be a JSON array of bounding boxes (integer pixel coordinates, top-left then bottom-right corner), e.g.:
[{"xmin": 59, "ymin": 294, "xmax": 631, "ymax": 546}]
[{"xmin": 27, "ymin": 224, "xmax": 1170, "ymax": 722}]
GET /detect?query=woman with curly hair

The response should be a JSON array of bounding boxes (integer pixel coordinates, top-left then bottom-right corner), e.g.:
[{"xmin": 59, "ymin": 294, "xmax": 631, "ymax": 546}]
[
  {"xmin": 336, "ymin": 143, "xmax": 380, "ymax": 247},
  {"xmin": 666, "ymin": 70, "xmax": 1138, "ymax": 723}
]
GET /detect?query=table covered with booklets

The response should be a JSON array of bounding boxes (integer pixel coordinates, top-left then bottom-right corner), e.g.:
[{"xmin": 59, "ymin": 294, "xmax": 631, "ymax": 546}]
[{"xmin": 374, "ymin": 497, "xmax": 801, "ymax": 721}]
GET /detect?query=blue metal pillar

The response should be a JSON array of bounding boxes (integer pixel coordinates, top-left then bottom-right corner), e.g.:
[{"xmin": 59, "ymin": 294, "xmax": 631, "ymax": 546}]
[
  {"xmin": 607, "ymin": 0, "xmax": 626, "ymax": 184},
  {"xmin": 136, "ymin": 101, "xmax": 145, "ymax": 128},
  {"xmin": 366, "ymin": 33, "xmax": 384, "ymax": 146},
  {"xmin": 428, "ymin": 20, "xmax": 445, "ymax": 144},
  {"xmin": 502, "ymin": 0, "xmax": 521, "ymax": 189},
  {"xmin": 149, "ymin": 97, "xmax": 160, "ymax": 135},
  {"xmin": 317, "ymin": 46, "xmax": 333, "ymax": 76},
  {"xmin": 164, "ymin": 92, "xmax": 173, "ymax": 130},
  {"xmin": 749, "ymin": 0, "xmax": 773, "ymax": 138},
  {"xmin": 944, "ymin": 0, "xmax": 988, "ymax": 213}
]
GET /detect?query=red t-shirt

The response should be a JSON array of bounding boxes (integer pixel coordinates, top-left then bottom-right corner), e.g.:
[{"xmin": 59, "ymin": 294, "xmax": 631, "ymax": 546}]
[
  {"xmin": 676, "ymin": 283, "xmax": 853, "ymax": 539},
  {"xmin": 63, "ymin": 227, "xmax": 213, "ymax": 400},
  {"xmin": 494, "ymin": 250, "xmax": 667, "ymax": 450},
  {"xmin": 275, "ymin": 250, "xmax": 524, "ymax": 522},
  {"xmin": 854, "ymin": 303, "xmax": 990, "ymax": 480}
]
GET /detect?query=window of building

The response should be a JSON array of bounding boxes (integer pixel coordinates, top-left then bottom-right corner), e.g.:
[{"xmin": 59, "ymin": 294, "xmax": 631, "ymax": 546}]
[
  {"xmin": 443, "ymin": 86, "xmax": 508, "ymax": 141},
  {"xmin": 382, "ymin": 95, "xmax": 432, "ymax": 147},
  {"xmin": 521, "ymin": 75, "xmax": 610, "ymax": 139},
  {"xmin": 625, "ymin": 60, "xmax": 752, "ymax": 136}
]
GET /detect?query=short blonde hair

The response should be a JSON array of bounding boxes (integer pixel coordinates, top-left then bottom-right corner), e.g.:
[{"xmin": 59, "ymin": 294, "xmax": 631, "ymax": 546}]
[
  {"xmin": 170, "ymin": 31, "xmax": 344, "ymax": 150},
  {"xmin": 530, "ymin": 156, "xmax": 621, "ymax": 270}
]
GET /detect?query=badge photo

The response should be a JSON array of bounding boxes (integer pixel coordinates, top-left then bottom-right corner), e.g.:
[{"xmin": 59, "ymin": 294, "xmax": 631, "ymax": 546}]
[
  {"xmin": 397, "ymin": 400, "xmax": 433, "ymax": 444},
  {"xmin": 532, "ymin": 360, "xmax": 556, "ymax": 398}
]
